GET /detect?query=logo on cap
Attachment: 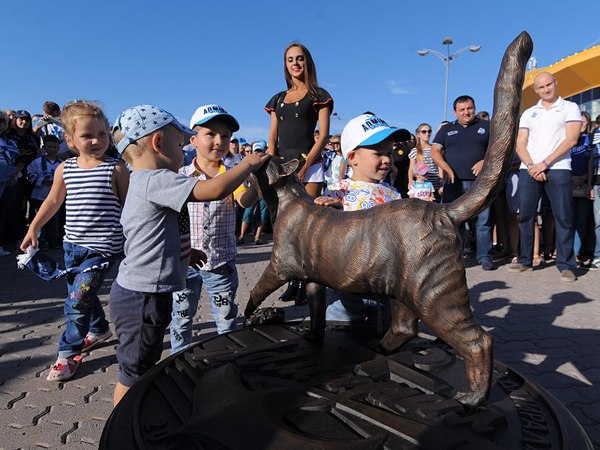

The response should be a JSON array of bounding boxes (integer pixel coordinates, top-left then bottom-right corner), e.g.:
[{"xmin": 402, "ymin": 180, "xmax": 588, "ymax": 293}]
[
  {"xmin": 361, "ymin": 116, "xmax": 390, "ymax": 132},
  {"xmin": 203, "ymin": 105, "xmax": 227, "ymax": 115}
]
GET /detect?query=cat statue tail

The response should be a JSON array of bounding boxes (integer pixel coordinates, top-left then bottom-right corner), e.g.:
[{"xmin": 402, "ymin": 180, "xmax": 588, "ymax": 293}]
[{"xmin": 446, "ymin": 32, "xmax": 533, "ymax": 225}]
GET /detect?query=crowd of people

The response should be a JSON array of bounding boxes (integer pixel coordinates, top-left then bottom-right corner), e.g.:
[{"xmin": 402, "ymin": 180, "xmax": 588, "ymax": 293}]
[{"xmin": 1, "ymin": 42, "xmax": 599, "ymax": 407}]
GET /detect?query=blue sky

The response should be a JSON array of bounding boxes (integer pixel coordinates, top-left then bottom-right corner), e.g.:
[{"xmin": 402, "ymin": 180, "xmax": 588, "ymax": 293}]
[{"xmin": 2, "ymin": 1, "xmax": 597, "ymax": 141}]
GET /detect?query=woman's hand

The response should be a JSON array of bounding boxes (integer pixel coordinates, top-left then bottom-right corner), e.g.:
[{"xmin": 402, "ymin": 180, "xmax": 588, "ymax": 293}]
[{"xmin": 297, "ymin": 163, "xmax": 308, "ymax": 182}]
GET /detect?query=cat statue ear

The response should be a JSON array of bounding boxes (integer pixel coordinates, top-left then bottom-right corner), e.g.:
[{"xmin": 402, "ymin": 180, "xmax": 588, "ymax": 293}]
[
  {"xmin": 280, "ymin": 159, "xmax": 299, "ymax": 177},
  {"xmin": 266, "ymin": 159, "xmax": 299, "ymax": 185}
]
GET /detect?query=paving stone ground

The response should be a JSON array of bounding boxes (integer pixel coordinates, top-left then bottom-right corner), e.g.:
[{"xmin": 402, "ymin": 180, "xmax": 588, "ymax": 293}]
[{"xmin": 1, "ymin": 240, "xmax": 599, "ymax": 449}]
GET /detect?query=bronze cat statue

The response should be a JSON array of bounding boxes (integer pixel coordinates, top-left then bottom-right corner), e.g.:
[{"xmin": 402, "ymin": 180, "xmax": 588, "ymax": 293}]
[{"xmin": 244, "ymin": 32, "xmax": 533, "ymax": 407}]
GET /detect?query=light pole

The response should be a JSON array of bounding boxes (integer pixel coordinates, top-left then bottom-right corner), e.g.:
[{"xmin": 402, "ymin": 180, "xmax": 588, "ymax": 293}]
[{"xmin": 418, "ymin": 37, "xmax": 481, "ymax": 121}]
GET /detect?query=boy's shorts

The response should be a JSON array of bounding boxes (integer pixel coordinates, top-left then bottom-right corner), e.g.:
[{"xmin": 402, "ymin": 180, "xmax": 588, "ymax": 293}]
[{"xmin": 109, "ymin": 281, "xmax": 172, "ymax": 387}]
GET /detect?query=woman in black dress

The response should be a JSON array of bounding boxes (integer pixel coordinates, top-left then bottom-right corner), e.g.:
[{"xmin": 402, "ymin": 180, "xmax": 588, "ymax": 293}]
[
  {"xmin": 265, "ymin": 43, "xmax": 333, "ymax": 303},
  {"xmin": 265, "ymin": 43, "xmax": 333, "ymax": 197}
]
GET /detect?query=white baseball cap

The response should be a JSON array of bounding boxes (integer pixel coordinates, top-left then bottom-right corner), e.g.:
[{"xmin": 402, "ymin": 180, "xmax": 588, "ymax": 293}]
[
  {"xmin": 189, "ymin": 104, "xmax": 240, "ymax": 132},
  {"xmin": 341, "ymin": 112, "xmax": 410, "ymax": 158}
]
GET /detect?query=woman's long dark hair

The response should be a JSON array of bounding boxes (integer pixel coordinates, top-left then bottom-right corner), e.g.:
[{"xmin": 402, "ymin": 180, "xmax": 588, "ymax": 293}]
[
  {"xmin": 283, "ymin": 43, "xmax": 319, "ymax": 101},
  {"xmin": 581, "ymin": 111, "xmax": 591, "ymax": 135}
]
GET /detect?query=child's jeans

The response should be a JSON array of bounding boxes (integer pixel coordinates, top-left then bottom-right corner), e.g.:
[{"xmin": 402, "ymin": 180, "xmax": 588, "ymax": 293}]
[
  {"xmin": 170, "ymin": 261, "xmax": 239, "ymax": 354},
  {"xmin": 325, "ymin": 291, "xmax": 379, "ymax": 322},
  {"xmin": 57, "ymin": 242, "xmax": 113, "ymax": 358}
]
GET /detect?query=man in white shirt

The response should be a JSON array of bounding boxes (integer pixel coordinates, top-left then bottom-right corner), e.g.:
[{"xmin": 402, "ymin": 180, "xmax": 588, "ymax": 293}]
[{"xmin": 509, "ymin": 72, "xmax": 581, "ymax": 281}]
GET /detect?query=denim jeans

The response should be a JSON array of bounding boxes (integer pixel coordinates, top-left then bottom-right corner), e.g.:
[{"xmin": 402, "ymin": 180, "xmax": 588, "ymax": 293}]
[
  {"xmin": 518, "ymin": 169, "xmax": 575, "ymax": 271},
  {"xmin": 170, "ymin": 261, "xmax": 239, "ymax": 354},
  {"xmin": 594, "ymin": 185, "xmax": 600, "ymax": 259},
  {"xmin": 442, "ymin": 179, "xmax": 493, "ymax": 263},
  {"xmin": 242, "ymin": 198, "xmax": 268, "ymax": 225},
  {"xmin": 325, "ymin": 291, "xmax": 380, "ymax": 322},
  {"xmin": 57, "ymin": 242, "xmax": 113, "ymax": 358},
  {"xmin": 573, "ymin": 196, "xmax": 593, "ymax": 257}
]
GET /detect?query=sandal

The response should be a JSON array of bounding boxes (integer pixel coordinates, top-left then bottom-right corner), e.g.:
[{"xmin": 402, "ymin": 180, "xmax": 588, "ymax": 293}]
[
  {"xmin": 83, "ymin": 330, "xmax": 112, "ymax": 351},
  {"xmin": 47, "ymin": 355, "xmax": 83, "ymax": 381}
]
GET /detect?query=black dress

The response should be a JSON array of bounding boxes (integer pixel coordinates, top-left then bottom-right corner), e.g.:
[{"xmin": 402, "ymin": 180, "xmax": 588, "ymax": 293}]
[{"xmin": 265, "ymin": 87, "xmax": 333, "ymax": 164}]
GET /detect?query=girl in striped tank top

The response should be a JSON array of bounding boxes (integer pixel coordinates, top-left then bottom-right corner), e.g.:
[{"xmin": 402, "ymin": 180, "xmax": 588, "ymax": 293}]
[{"xmin": 20, "ymin": 101, "xmax": 129, "ymax": 382}]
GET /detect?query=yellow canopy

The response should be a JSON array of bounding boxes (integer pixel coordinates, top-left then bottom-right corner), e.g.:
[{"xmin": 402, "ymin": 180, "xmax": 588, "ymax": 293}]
[{"xmin": 521, "ymin": 45, "xmax": 600, "ymax": 110}]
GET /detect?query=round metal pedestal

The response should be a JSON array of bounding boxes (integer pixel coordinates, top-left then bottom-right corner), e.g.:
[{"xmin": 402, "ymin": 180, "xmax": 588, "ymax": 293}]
[{"xmin": 102, "ymin": 324, "xmax": 592, "ymax": 449}]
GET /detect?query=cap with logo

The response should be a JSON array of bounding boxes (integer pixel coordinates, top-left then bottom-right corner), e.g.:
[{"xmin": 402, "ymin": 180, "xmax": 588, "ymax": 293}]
[
  {"xmin": 113, "ymin": 104, "xmax": 195, "ymax": 155},
  {"xmin": 189, "ymin": 104, "xmax": 240, "ymax": 132},
  {"xmin": 341, "ymin": 113, "xmax": 410, "ymax": 158},
  {"xmin": 252, "ymin": 139, "xmax": 267, "ymax": 152}
]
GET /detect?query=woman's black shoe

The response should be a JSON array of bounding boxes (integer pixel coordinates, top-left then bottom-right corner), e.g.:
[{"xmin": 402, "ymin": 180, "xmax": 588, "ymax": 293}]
[
  {"xmin": 295, "ymin": 281, "xmax": 307, "ymax": 306},
  {"xmin": 279, "ymin": 280, "xmax": 299, "ymax": 302}
]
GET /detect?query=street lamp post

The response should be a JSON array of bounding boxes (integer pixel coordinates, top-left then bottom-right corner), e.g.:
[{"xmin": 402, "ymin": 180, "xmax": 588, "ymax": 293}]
[{"xmin": 418, "ymin": 37, "xmax": 481, "ymax": 121}]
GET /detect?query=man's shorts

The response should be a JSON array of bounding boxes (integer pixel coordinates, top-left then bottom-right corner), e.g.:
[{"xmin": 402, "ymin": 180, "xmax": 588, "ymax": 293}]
[{"xmin": 109, "ymin": 281, "xmax": 172, "ymax": 387}]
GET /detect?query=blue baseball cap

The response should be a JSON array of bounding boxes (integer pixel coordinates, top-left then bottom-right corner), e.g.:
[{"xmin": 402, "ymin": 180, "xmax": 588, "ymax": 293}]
[{"xmin": 113, "ymin": 104, "xmax": 195, "ymax": 154}]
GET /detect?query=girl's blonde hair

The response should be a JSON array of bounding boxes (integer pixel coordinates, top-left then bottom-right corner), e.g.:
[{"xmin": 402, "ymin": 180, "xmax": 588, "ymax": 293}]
[
  {"xmin": 414, "ymin": 123, "xmax": 432, "ymax": 163},
  {"xmin": 61, "ymin": 100, "xmax": 109, "ymax": 137}
]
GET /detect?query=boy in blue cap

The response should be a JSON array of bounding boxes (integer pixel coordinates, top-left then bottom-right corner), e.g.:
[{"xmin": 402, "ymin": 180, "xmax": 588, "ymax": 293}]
[
  {"xmin": 110, "ymin": 105, "xmax": 267, "ymax": 405},
  {"xmin": 170, "ymin": 105, "xmax": 261, "ymax": 354}
]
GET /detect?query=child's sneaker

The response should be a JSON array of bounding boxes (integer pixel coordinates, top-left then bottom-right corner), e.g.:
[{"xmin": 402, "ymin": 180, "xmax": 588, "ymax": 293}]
[
  {"xmin": 82, "ymin": 330, "xmax": 113, "ymax": 351},
  {"xmin": 47, "ymin": 355, "xmax": 82, "ymax": 381}
]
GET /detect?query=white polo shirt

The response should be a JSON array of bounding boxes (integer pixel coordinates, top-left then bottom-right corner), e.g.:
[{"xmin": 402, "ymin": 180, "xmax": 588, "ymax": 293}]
[{"xmin": 518, "ymin": 96, "xmax": 581, "ymax": 170}]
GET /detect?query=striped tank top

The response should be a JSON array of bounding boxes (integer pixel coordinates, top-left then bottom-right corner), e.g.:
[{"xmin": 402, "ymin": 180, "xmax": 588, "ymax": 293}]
[{"xmin": 63, "ymin": 157, "xmax": 124, "ymax": 255}]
